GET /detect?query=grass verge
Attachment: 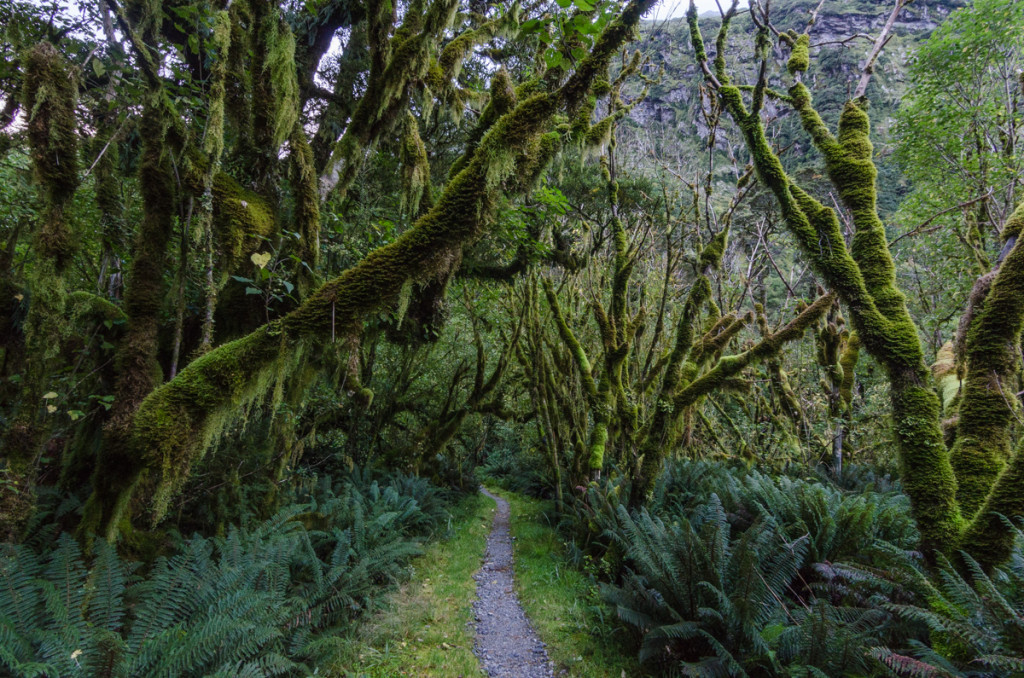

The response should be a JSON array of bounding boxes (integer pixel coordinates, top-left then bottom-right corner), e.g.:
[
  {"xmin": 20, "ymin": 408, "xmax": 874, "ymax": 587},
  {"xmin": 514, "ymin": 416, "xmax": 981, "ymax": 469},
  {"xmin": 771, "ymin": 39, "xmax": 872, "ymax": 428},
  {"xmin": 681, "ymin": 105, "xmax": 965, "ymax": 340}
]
[
  {"xmin": 327, "ymin": 492, "xmax": 490, "ymax": 677},
  {"xmin": 492, "ymin": 487, "xmax": 645, "ymax": 678}
]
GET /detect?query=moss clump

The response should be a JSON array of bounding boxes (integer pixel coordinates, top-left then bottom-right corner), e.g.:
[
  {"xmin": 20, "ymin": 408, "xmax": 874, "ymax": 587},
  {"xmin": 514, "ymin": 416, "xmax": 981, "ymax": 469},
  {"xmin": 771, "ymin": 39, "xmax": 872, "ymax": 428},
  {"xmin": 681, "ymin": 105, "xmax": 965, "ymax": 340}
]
[
  {"xmin": 212, "ymin": 172, "xmax": 277, "ymax": 285},
  {"xmin": 67, "ymin": 291, "xmax": 126, "ymax": 324},
  {"xmin": 787, "ymin": 33, "xmax": 810, "ymax": 74}
]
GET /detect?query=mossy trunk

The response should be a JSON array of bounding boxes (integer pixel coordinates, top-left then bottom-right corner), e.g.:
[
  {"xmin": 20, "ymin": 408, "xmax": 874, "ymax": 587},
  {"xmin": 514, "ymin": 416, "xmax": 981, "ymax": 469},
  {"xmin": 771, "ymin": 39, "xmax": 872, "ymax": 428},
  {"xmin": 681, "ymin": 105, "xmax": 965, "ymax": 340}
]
[
  {"xmin": 949, "ymin": 205, "xmax": 1024, "ymax": 566},
  {"xmin": 82, "ymin": 95, "xmax": 179, "ymax": 541},
  {"xmin": 688, "ymin": 12, "xmax": 965, "ymax": 556},
  {"xmin": 711, "ymin": 81, "xmax": 960, "ymax": 554},
  {"xmin": 0, "ymin": 43, "xmax": 79, "ymax": 540}
]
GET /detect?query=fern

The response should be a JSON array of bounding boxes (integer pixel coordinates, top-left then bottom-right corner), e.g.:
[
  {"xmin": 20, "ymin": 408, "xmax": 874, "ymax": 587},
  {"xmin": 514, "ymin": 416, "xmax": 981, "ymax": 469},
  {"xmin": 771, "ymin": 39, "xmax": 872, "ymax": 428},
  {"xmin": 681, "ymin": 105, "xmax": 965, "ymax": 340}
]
[
  {"xmin": 871, "ymin": 527, "xmax": 1024, "ymax": 678},
  {"xmin": 0, "ymin": 471, "xmax": 452, "ymax": 677}
]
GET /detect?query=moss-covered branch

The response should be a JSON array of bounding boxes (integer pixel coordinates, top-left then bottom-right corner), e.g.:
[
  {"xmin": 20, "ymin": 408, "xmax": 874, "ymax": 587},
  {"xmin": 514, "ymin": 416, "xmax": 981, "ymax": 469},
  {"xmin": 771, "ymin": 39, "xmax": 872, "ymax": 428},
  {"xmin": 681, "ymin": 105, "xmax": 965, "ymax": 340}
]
[
  {"xmin": 688, "ymin": 1, "xmax": 962, "ymax": 555},
  {"xmin": 87, "ymin": 0, "xmax": 659, "ymax": 536},
  {"xmin": 675, "ymin": 294, "xmax": 833, "ymax": 410}
]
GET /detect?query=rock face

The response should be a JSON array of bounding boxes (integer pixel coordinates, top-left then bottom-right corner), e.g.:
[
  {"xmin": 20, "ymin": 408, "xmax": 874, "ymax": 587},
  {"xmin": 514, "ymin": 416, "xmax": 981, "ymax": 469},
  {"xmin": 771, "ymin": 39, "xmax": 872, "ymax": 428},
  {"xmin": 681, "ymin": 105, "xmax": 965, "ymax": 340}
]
[{"xmin": 629, "ymin": 0, "xmax": 964, "ymax": 148}]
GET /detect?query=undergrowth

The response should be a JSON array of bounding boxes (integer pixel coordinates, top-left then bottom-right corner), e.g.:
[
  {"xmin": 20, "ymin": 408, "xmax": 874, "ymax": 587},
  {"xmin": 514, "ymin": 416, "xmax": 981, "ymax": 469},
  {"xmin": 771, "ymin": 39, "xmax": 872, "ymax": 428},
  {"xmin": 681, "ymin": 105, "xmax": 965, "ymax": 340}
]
[
  {"xmin": 550, "ymin": 460, "xmax": 1024, "ymax": 677},
  {"xmin": 0, "ymin": 471, "xmax": 455, "ymax": 677}
]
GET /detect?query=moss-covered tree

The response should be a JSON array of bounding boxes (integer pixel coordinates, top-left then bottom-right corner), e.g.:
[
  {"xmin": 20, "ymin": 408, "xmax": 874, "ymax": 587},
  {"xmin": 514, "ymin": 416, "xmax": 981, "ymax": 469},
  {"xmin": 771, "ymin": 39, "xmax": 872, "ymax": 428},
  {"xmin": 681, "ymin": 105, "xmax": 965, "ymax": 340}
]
[{"xmin": 688, "ymin": 0, "xmax": 1024, "ymax": 567}]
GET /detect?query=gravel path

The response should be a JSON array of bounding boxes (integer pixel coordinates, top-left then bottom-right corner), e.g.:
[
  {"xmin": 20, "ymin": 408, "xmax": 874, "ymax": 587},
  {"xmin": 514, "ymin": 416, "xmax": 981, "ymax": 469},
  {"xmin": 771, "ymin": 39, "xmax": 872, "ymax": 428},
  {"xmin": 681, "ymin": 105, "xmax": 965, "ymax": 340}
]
[{"xmin": 473, "ymin": 488, "xmax": 554, "ymax": 678}]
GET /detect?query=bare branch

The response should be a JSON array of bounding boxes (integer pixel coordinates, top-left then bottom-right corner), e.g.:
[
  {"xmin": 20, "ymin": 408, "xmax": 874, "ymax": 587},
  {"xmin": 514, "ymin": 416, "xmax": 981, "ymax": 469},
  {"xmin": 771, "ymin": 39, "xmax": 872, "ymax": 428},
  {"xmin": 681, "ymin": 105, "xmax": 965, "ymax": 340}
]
[{"xmin": 853, "ymin": 0, "xmax": 909, "ymax": 99}]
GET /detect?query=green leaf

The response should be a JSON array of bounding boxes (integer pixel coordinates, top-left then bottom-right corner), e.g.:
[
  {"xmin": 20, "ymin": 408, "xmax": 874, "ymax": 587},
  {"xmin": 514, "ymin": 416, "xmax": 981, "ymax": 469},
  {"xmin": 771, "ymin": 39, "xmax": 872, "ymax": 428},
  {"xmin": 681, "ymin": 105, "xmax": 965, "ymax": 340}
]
[
  {"xmin": 520, "ymin": 18, "xmax": 542, "ymax": 33},
  {"xmin": 574, "ymin": 0, "xmax": 595, "ymax": 11},
  {"xmin": 245, "ymin": 287, "xmax": 262, "ymax": 295}
]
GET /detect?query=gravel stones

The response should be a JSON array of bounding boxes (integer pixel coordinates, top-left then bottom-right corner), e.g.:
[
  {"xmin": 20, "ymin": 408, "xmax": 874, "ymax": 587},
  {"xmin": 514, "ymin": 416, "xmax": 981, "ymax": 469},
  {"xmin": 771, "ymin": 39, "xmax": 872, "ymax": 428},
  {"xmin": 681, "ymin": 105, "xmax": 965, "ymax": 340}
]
[{"xmin": 473, "ymin": 488, "xmax": 555, "ymax": 678}]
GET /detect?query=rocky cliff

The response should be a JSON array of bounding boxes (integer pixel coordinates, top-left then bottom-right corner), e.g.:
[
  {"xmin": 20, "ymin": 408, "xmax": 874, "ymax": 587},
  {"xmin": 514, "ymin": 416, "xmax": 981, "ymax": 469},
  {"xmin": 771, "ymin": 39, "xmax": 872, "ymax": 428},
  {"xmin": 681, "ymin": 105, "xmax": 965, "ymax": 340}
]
[{"xmin": 627, "ymin": 0, "xmax": 966, "ymax": 161}]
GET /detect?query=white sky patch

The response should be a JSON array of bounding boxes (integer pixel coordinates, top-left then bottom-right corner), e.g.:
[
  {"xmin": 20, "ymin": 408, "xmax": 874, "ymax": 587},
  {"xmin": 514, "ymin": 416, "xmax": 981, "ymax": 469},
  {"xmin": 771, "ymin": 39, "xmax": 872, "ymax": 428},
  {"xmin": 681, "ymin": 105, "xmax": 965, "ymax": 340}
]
[{"xmin": 647, "ymin": 0, "xmax": 725, "ymax": 21}]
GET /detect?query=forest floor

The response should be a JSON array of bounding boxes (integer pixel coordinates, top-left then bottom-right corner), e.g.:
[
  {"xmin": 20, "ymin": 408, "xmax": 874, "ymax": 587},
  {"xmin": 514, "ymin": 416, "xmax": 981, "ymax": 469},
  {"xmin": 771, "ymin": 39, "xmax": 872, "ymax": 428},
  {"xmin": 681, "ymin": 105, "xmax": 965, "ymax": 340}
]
[{"xmin": 331, "ymin": 487, "xmax": 643, "ymax": 678}]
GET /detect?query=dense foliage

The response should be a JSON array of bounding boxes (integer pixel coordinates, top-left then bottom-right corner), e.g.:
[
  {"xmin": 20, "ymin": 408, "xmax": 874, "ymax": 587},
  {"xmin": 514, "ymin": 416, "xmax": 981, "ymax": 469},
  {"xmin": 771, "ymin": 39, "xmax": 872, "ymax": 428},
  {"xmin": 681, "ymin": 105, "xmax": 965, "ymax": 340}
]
[
  {"xmin": 0, "ymin": 471, "xmax": 452, "ymax": 676},
  {"xmin": 2, "ymin": 0, "xmax": 1024, "ymax": 674}
]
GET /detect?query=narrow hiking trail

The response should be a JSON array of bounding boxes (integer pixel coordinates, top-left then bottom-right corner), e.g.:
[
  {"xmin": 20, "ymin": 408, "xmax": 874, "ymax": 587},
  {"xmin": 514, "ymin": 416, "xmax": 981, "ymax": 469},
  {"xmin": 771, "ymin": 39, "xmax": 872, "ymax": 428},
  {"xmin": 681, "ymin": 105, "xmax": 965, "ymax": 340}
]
[{"xmin": 473, "ymin": 488, "xmax": 555, "ymax": 678}]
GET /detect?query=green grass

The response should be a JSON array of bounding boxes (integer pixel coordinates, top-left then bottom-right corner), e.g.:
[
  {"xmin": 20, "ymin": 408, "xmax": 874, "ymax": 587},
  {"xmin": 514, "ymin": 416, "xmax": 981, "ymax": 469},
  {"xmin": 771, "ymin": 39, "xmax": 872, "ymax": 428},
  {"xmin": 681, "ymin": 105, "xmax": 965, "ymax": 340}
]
[
  {"xmin": 326, "ymin": 492, "xmax": 491, "ymax": 677},
  {"xmin": 492, "ymin": 487, "xmax": 646, "ymax": 678}
]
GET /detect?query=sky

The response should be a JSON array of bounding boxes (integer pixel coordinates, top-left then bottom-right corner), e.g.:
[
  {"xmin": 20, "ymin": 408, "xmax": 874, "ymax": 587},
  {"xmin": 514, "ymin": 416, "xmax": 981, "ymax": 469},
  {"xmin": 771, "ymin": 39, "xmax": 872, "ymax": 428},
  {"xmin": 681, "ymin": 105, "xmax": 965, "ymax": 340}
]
[{"xmin": 647, "ymin": 0, "xmax": 723, "ymax": 22}]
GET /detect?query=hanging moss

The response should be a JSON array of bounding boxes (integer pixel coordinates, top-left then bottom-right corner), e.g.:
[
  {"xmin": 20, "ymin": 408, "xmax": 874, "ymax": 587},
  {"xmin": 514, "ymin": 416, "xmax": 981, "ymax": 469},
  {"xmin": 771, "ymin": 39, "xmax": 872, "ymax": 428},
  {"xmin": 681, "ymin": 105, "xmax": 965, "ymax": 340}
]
[
  {"xmin": 206, "ymin": 9, "xmax": 232, "ymax": 162},
  {"xmin": 194, "ymin": 9, "xmax": 233, "ymax": 353},
  {"xmin": 23, "ymin": 43, "xmax": 79, "ymax": 246},
  {"xmin": 400, "ymin": 111, "xmax": 433, "ymax": 218},
  {"xmin": 1, "ymin": 41, "xmax": 81, "ymax": 540},
  {"xmin": 262, "ymin": 15, "xmax": 299, "ymax": 149},
  {"xmin": 248, "ymin": 0, "xmax": 300, "ymax": 185},
  {"xmin": 225, "ymin": 0, "xmax": 255, "ymax": 143},
  {"xmin": 288, "ymin": 123, "xmax": 321, "ymax": 296},
  {"xmin": 321, "ymin": 0, "xmax": 460, "ymax": 199}
]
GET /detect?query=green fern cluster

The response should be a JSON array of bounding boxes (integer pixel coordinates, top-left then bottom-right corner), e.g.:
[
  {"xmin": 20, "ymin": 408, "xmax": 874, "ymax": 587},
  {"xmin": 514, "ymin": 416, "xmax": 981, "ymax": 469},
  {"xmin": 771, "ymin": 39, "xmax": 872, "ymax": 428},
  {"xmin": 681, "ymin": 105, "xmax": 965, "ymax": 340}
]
[
  {"xmin": 583, "ymin": 462, "xmax": 921, "ymax": 676},
  {"xmin": 587, "ymin": 462, "xmax": 1024, "ymax": 677},
  {"xmin": 650, "ymin": 461, "xmax": 918, "ymax": 567},
  {"xmin": 869, "ymin": 523, "xmax": 1024, "ymax": 678},
  {"xmin": 0, "ymin": 472, "xmax": 449, "ymax": 677},
  {"xmin": 601, "ymin": 497, "xmax": 888, "ymax": 676}
]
